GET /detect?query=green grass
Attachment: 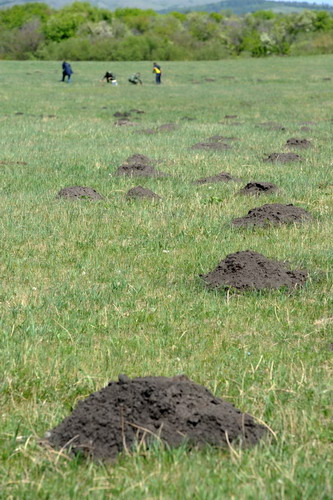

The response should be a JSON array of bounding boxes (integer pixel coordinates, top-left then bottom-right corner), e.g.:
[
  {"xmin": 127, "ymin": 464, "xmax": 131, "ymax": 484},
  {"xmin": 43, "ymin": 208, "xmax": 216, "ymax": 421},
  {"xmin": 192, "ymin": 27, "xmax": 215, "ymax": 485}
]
[{"xmin": 0, "ymin": 56, "xmax": 332, "ymax": 499}]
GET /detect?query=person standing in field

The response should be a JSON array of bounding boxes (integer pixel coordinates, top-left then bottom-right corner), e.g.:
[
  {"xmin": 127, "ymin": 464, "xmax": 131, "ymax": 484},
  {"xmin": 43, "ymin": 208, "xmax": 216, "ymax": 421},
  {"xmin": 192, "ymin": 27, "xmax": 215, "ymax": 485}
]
[
  {"xmin": 153, "ymin": 62, "xmax": 162, "ymax": 84},
  {"xmin": 61, "ymin": 61, "xmax": 73, "ymax": 83},
  {"xmin": 102, "ymin": 71, "xmax": 116, "ymax": 83}
]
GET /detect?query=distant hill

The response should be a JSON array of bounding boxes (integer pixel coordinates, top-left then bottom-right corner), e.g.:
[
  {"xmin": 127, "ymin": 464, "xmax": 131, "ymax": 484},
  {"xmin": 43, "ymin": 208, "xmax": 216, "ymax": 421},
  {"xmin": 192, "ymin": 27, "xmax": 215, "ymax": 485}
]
[
  {"xmin": 162, "ymin": 0, "xmax": 333, "ymax": 14},
  {"xmin": 1, "ymin": 0, "xmax": 333, "ymax": 13}
]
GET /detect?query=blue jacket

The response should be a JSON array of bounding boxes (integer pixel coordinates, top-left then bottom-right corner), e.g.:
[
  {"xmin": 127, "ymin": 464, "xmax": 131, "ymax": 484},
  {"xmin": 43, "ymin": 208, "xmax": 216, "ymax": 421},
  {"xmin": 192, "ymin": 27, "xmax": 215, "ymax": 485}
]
[{"xmin": 62, "ymin": 62, "xmax": 73, "ymax": 75}]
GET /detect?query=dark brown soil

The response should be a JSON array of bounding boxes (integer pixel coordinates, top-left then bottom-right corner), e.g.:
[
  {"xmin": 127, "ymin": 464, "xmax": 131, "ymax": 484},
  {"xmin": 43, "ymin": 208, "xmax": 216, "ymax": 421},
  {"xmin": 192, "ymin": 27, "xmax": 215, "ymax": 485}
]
[
  {"xmin": 127, "ymin": 186, "xmax": 161, "ymax": 199},
  {"xmin": 239, "ymin": 182, "xmax": 279, "ymax": 196},
  {"xmin": 45, "ymin": 374, "xmax": 266, "ymax": 460},
  {"xmin": 286, "ymin": 138, "xmax": 311, "ymax": 149},
  {"xmin": 114, "ymin": 119, "xmax": 137, "ymax": 126},
  {"xmin": 232, "ymin": 203, "xmax": 311, "ymax": 227},
  {"xmin": 224, "ymin": 115, "xmax": 238, "ymax": 119},
  {"xmin": 264, "ymin": 152, "xmax": 302, "ymax": 163},
  {"xmin": 0, "ymin": 160, "xmax": 28, "ymax": 165},
  {"xmin": 130, "ymin": 109, "xmax": 145, "ymax": 114},
  {"xmin": 114, "ymin": 111, "xmax": 131, "ymax": 118},
  {"xmin": 191, "ymin": 142, "xmax": 231, "ymax": 151},
  {"xmin": 201, "ymin": 250, "xmax": 307, "ymax": 291},
  {"xmin": 14, "ymin": 112, "xmax": 24, "ymax": 116},
  {"xmin": 194, "ymin": 172, "xmax": 240, "ymax": 185},
  {"xmin": 56, "ymin": 186, "xmax": 104, "ymax": 200},
  {"xmin": 115, "ymin": 154, "xmax": 167, "ymax": 178},
  {"xmin": 259, "ymin": 122, "xmax": 286, "ymax": 131}
]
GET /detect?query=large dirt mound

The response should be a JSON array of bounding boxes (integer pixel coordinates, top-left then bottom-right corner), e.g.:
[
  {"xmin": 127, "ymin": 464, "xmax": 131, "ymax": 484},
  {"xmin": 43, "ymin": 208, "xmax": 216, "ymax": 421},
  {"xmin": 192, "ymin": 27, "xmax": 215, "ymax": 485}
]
[
  {"xmin": 264, "ymin": 152, "xmax": 301, "ymax": 163},
  {"xmin": 115, "ymin": 154, "xmax": 167, "ymax": 178},
  {"xmin": 56, "ymin": 186, "xmax": 104, "ymax": 200},
  {"xmin": 127, "ymin": 186, "xmax": 161, "ymax": 199},
  {"xmin": 193, "ymin": 171, "xmax": 240, "ymax": 185},
  {"xmin": 201, "ymin": 250, "xmax": 307, "ymax": 291},
  {"xmin": 45, "ymin": 375, "xmax": 266, "ymax": 460},
  {"xmin": 232, "ymin": 203, "xmax": 311, "ymax": 227},
  {"xmin": 239, "ymin": 182, "xmax": 279, "ymax": 196},
  {"xmin": 285, "ymin": 138, "xmax": 311, "ymax": 149}
]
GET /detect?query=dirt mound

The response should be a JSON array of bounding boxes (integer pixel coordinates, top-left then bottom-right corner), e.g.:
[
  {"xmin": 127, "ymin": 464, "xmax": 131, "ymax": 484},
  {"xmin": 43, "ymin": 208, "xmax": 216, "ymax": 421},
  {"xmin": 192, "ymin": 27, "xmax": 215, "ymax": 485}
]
[
  {"xmin": 115, "ymin": 154, "xmax": 166, "ymax": 177},
  {"xmin": 0, "ymin": 160, "xmax": 27, "ymax": 165},
  {"xmin": 130, "ymin": 109, "xmax": 145, "ymax": 114},
  {"xmin": 127, "ymin": 186, "xmax": 161, "ymax": 199},
  {"xmin": 259, "ymin": 122, "xmax": 286, "ymax": 131},
  {"xmin": 239, "ymin": 182, "xmax": 279, "ymax": 196},
  {"xmin": 114, "ymin": 111, "xmax": 130, "ymax": 118},
  {"xmin": 194, "ymin": 171, "xmax": 240, "ymax": 185},
  {"xmin": 114, "ymin": 119, "xmax": 137, "ymax": 126},
  {"xmin": 201, "ymin": 250, "xmax": 307, "ymax": 291},
  {"xmin": 191, "ymin": 142, "xmax": 231, "ymax": 151},
  {"xmin": 56, "ymin": 186, "xmax": 104, "ymax": 200},
  {"xmin": 264, "ymin": 152, "xmax": 301, "ymax": 163},
  {"xmin": 45, "ymin": 374, "xmax": 266, "ymax": 460},
  {"xmin": 181, "ymin": 116, "xmax": 195, "ymax": 121},
  {"xmin": 285, "ymin": 138, "xmax": 311, "ymax": 149},
  {"xmin": 225, "ymin": 115, "xmax": 238, "ymax": 119},
  {"xmin": 232, "ymin": 203, "xmax": 311, "ymax": 227},
  {"xmin": 205, "ymin": 78, "xmax": 215, "ymax": 82}
]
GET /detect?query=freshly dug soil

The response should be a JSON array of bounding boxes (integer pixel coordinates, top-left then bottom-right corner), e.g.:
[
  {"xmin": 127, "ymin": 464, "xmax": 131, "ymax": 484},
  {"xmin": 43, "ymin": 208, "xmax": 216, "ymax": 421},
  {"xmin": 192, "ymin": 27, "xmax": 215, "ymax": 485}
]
[
  {"xmin": 239, "ymin": 182, "xmax": 279, "ymax": 196},
  {"xmin": 194, "ymin": 171, "xmax": 240, "ymax": 184},
  {"xmin": 285, "ymin": 138, "xmax": 311, "ymax": 149},
  {"xmin": 45, "ymin": 374, "xmax": 266, "ymax": 460},
  {"xmin": 115, "ymin": 154, "xmax": 166, "ymax": 177},
  {"xmin": 201, "ymin": 250, "xmax": 307, "ymax": 291},
  {"xmin": 191, "ymin": 142, "xmax": 231, "ymax": 151},
  {"xmin": 232, "ymin": 203, "xmax": 311, "ymax": 227},
  {"xmin": 264, "ymin": 152, "xmax": 301, "ymax": 163},
  {"xmin": 127, "ymin": 186, "xmax": 161, "ymax": 199},
  {"xmin": 114, "ymin": 119, "xmax": 137, "ymax": 126},
  {"xmin": 56, "ymin": 186, "xmax": 104, "ymax": 200}
]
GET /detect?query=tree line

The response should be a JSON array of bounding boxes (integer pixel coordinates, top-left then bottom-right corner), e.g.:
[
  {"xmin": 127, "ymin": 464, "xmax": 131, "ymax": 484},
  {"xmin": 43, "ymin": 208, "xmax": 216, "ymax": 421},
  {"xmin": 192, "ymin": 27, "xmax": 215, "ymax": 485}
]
[{"xmin": 1, "ymin": 1, "xmax": 333, "ymax": 60}]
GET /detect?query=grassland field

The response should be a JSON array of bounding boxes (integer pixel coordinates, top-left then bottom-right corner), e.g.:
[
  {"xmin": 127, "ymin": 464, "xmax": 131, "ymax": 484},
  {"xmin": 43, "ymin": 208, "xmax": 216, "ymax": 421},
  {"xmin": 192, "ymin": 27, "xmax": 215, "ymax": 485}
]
[{"xmin": 0, "ymin": 56, "xmax": 332, "ymax": 499}]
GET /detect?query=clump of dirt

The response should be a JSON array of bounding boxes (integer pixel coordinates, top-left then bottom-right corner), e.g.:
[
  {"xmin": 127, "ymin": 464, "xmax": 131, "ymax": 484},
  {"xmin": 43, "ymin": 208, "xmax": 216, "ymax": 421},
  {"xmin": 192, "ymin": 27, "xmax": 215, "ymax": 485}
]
[
  {"xmin": 114, "ymin": 111, "xmax": 131, "ymax": 118},
  {"xmin": 56, "ymin": 186, "xmax": 104, "ymax": 200},
  {"xmin": 115, "ymin": 154, "xmax": 166, "ymax": 177},
  {"xmin": 130, "ymin": 109, "xmax": 145, "ymax": 114},
  {"xmin": 191, "ymin": 142, "xmax": 231, "ymax": 151},
  {"xmin": 232, "ymin": 203, "xmax": 311, "ymax": 227},
  {"xmin": 264, "ymin": 152, "xmax": 301, "ymax": 163},
  {"xmin": 114, "ymin": 119, "xmax": 137, "ymax": 126},
  {"xmin": 239, "ymin": 182, "xmax": 279, "ymax": 196},
  {"xmin": 45, "ymin": 374, "xmax": 266, "ymax": 460},
  {"xmin": 0, "ymin": 160, "xmax": 27, "ymax": 165},
  {"xmin": 14, "ymin": 112, "xmax": 24, "ymax": 116},
  {"xmin": 205, "ymin": 78, "xmax": 215, "ymax": 82},
  {"xmin": 224, "ymin": 115, "xmax": 238, "ymax": 119},
  {"xmin": 201, "ymin": 250, "xmax": 307, "ymax": 291},
  {"xmin": 323, "ymin": 77, "xmax": 331, "ymax": 81},
  {"xmin": 285, "ymin": 138, "xmax": 311, "ymax": 149},
  {"xmin": 193, "ymin": 172, "xmax": 240, "ymax": 184},
  {"xmin": 259, "ymin": 122, "xmax": 286, "ymax": 131},
  {"xmin": 181, "ymin": 116, "xmax": 195, "ymax": 121},
  {"xmin": 127, "ymin": 186, "xmax": 161, "ymax": 199}
]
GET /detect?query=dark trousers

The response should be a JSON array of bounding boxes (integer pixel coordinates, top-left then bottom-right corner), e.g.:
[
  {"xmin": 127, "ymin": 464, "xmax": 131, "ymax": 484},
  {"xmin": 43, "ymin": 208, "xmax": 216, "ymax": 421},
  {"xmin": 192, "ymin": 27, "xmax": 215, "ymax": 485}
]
[
  {"xmin": 155, "ymin": 73, "xmax": 161, "ymax": 84},
  {"xmin": 62, "ymin": 71, "xmax": 71, "ymax": 82}
]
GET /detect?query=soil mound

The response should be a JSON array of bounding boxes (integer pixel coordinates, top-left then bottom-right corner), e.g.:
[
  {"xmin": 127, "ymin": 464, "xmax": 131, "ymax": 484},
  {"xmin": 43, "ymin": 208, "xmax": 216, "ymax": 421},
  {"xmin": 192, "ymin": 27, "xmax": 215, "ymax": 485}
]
[
  {"xmin": 259, "ymin": 122, "xmax": 286, "ymax": 131},
  {"xmin": 264, "ymin": 152, "xmax": 301, "ymax": 163},
  {"xmin": 191, "ymin": 142, "xmax": 231, "ymax": 151},
  {"xmin": 225, "ymin": 115, "xmax": 238, "ymax": 119},
  {"xmin": 130, "ymin": 109, "xmax": 145, "ymax": 114},
  {"xmin": 127, "ymin": 186, "xmax": 161, "ymax": 199},
  {"xmin": 115, "ymin": 154, "xmax": 166, "ymax": 177},
  {"xmin": 286, "ymin": 138, "xmax": 311, "ymax": 149},
  {"xmin": 201, "ymin": 250, "xmax": 307, "ymax": 291},
  {"xmin": 239, "ymin": 182, "xmax": 279, "ymax": 196},
  {"xmin": 114, "ymin": 111, "xmax": 131, "ymax": 118},
  {"xmin": 114, "ymin": 119, "xmax": 137, "ymax": 126},
  {"xmin": 194, "ymin": 171, "xmax": 240, "ymax": 184},
  {"xmin": 56, "ymin": 186, "xmax": 104, "ymax": 200},
  {"xmin": 232, "ymin": 203, "xmax": 311, "ymax": 227},
  {"xmin": 45, "ymin": 374, "xmax": 266, "ymax": 460}
]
